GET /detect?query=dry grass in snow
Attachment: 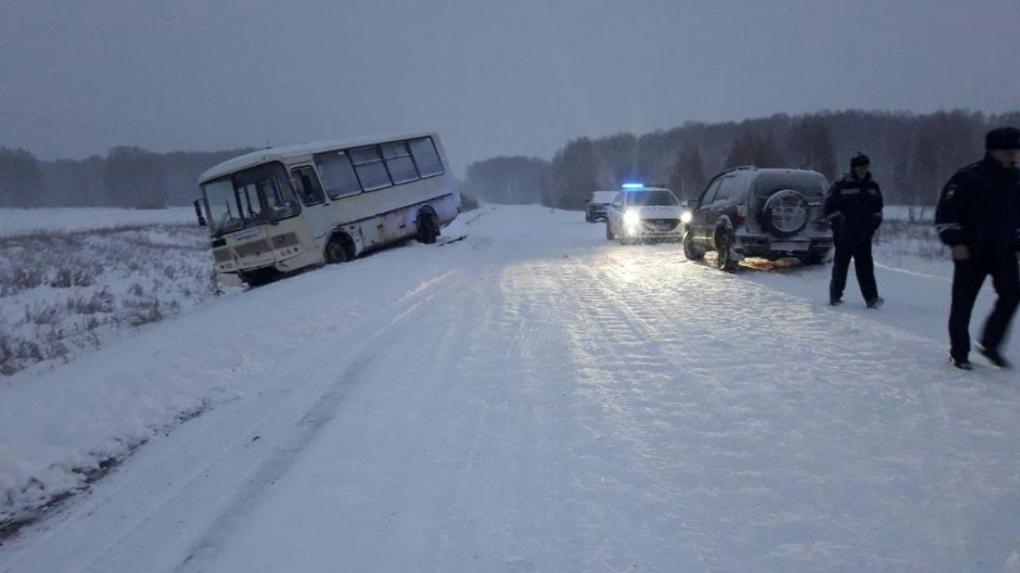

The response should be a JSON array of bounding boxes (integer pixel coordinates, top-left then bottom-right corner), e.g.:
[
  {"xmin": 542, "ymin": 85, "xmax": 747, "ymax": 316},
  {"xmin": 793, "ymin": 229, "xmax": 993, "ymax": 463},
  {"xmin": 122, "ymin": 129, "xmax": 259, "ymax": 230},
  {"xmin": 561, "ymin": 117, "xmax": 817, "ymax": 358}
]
[{"xmin": 0, "ymin": 225, "xmax": 220, "ymax": 377}]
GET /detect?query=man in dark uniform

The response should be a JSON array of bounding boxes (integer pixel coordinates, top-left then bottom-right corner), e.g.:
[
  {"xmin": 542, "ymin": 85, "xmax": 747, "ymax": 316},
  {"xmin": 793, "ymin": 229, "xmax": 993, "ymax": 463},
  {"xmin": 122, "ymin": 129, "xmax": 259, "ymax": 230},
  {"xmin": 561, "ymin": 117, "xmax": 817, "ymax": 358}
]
[
  {"xmin": 935, "ymin": 127, "xmax": 1020, "ymax": 370},
  {"xmin": 825, "ymin": 153, "xmax": 885, "ymax": 308}
]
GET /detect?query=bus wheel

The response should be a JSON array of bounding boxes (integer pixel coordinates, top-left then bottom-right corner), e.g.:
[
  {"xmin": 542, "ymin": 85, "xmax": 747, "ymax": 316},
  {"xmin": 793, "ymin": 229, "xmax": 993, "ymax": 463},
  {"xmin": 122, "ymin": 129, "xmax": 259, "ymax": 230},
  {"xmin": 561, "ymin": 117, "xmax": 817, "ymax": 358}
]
[
  {"xmin": 417, "ymin": 212, "xmax": 439, "ymax": 244},
  {"xmin": 239, "ymin": 267, "xmax": 279, "ymax": 287},
  {"xmin": 325, "ymin": 235, "xmax": 350, "ymax": 264}
]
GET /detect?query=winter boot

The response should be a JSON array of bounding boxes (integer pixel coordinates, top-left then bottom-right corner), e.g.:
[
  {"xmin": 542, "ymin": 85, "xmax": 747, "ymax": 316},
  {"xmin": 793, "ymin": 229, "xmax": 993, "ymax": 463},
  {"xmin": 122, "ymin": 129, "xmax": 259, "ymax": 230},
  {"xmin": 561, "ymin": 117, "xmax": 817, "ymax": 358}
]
[
  {"xmin": 977, "ymin": 344, "xmax": 1012, "ymax": 369},
  {"xmin": 866, "ymin": 297, "xmax": 884, "ymax": 309},
  {"xmin": 949, "ymin": 355, "xmax": 973, "ymax": 370}
]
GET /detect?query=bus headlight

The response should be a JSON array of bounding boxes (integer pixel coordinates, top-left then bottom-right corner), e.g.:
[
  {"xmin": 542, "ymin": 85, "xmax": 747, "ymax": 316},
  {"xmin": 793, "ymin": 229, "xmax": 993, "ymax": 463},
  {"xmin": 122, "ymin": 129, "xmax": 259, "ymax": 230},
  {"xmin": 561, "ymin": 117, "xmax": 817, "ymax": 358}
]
[
  {"xmin": 623, "ymin": 210, "xmax": 641, "ymax": 227},
  {"xmin": 680, "ymin": 211, "xmax": 692, "ymax": 224}
]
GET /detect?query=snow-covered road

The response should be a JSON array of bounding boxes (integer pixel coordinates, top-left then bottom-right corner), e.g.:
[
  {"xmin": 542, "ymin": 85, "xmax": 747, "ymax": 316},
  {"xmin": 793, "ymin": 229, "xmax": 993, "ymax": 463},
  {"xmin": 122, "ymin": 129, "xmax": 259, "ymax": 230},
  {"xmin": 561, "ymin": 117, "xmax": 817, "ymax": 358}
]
[{"xmin": 2, "ymin": 206, "xmax": 1018, "ymax": 572}]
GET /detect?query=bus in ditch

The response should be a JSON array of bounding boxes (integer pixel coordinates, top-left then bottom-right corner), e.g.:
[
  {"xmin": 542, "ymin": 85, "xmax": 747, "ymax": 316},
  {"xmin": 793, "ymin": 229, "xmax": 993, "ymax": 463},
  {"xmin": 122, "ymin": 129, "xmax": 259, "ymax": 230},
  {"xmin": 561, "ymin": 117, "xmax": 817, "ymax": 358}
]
[{"xmin": 193, "ymin": 132, "xmax": 460, "ymax": 286}]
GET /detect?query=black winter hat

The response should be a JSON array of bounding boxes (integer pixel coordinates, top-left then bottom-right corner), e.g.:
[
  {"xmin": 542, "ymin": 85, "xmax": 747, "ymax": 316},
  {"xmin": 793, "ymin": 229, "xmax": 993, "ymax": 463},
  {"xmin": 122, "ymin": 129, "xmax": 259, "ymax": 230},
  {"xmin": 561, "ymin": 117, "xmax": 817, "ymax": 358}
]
[
  {"xmin": 985, "ymin": 127, "xmax": 1020, "ymax": 151},
  {"xmin": 850, "ymin": 152, "xmax": 870, "ymax": 168}
]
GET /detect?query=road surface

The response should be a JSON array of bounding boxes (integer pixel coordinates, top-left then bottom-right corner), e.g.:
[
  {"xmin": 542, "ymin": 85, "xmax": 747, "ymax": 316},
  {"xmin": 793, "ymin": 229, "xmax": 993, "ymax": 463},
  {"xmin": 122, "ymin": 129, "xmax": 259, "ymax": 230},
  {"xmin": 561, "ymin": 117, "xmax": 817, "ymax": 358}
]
[{"xmin": 2, "ymin": 206, "xmax": 1018, "ymax": 572}]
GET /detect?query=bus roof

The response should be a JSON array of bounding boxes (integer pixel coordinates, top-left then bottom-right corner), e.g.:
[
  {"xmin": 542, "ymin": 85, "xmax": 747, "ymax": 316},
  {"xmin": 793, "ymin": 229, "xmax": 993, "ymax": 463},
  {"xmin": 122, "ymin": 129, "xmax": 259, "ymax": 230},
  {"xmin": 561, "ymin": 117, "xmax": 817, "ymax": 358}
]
[{"xmin": 199, "ymin": 131, "xmax": 440, "ymax": 184}]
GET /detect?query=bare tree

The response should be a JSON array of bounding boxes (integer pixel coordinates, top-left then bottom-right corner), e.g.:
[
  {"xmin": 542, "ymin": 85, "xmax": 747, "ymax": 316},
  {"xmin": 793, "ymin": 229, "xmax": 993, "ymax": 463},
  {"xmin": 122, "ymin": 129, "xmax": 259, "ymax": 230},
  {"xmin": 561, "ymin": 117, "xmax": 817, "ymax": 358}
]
[
  {"xmin": 668, "ymin": 142, "xmax": 706, "ymax": 201},
  {"xmin": 787, "ymin": 116, "xmax": 837, "ymax": 179},
  {"xmin": 461, "ymin": 156, "xmax": 550, "ymax": 205},
  {"xmin": 0, "ymin": 147, "xmax": 45, "ymax": 208},
  {"xmin": 548, "ymin": 137, "xmax": 599, "ymax": 209},
  {"xmin": 726, "ymin": 131, "xmax": 784, "ymax": 169},
  {"xmin": 103, "ymin": 147, "xmax": 169, "ymax": 209}
]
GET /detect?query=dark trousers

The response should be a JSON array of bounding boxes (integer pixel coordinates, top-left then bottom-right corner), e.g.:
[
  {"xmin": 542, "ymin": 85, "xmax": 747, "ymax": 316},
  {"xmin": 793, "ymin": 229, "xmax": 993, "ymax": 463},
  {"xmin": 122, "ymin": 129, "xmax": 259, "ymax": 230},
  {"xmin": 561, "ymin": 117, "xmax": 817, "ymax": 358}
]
[
  {"xmin": 949, "ymin": 252, "xmax": 1020, "ymax": 360},
  {"xmin": 830, "ymin": 240, "xmax": 878, "ymax": 301}
]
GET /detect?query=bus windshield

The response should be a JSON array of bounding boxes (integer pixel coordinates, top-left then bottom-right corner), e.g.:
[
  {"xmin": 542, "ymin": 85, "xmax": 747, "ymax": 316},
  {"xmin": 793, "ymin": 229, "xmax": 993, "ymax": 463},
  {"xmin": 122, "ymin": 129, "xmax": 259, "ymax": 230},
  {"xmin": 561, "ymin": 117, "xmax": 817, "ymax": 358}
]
[
  {"xmin": 203, "ymin": 178, "xmax": 243, "ymax": 235},
  {"xmin": 201, "ymin": 163, "xmax": 300, "ymax": 236}
]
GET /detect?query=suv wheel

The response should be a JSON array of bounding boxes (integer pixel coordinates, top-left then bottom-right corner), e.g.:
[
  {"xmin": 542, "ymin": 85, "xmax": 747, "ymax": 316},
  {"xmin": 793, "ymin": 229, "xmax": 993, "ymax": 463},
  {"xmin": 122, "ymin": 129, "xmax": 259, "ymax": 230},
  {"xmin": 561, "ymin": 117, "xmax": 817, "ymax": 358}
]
[
  {"xmin": 715, "ymin": 231, "xmax": 738, "ymax": 272},
  {"xmin": 683, "ymin": 230, "xmax": 704, "ymax": 260},
  {"xmin": 606, "ymin": 222, "xmax": 616, "ymax": 240}
]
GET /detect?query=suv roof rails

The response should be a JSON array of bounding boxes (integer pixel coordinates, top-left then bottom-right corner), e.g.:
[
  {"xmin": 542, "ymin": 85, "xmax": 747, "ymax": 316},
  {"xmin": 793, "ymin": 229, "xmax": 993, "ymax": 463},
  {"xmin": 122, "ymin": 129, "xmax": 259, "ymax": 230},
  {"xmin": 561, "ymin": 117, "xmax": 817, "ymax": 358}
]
[{"xmin": 727, "ymin": 165, "xmax": 757, "ymax": 172}]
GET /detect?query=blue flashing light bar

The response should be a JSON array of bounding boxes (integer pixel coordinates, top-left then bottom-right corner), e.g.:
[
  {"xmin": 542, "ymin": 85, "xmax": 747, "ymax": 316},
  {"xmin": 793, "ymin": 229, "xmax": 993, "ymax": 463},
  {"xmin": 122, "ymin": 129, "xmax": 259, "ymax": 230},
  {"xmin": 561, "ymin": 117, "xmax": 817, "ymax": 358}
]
[{"xmin": 621, "ymin": 182, "xmax": 644, "ymax": 190}]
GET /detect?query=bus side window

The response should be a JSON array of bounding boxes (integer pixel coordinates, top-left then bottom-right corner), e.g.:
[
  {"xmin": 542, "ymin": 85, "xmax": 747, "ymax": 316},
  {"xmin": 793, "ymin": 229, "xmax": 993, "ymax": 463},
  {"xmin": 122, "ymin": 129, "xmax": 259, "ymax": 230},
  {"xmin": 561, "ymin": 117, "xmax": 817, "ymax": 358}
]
[
  {"xmin": 409, "ymin": 137, "xmax": 444, "ymax": 177},
  {"xmin": 315, "ymin": 151, "xmax": 363, "ymax": 199},
  {"xmin": 380, "ymin": 141, "xmax": 419, "ymax": 185},
  {"xmin": 349, "ymin": 145, "xmax": 392, "ymax": 191},
  {"xmin": 291, "ymin": 166, "xmax": 326, "ymax": 206}
]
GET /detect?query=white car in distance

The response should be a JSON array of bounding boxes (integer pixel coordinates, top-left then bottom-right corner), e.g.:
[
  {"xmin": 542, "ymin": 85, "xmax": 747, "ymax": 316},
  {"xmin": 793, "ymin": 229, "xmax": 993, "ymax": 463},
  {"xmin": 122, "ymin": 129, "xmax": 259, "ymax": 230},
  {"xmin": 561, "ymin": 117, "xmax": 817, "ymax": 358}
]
[{"xmin": 606, "ymin": 184, "xmax": 689, "ymax": 244}]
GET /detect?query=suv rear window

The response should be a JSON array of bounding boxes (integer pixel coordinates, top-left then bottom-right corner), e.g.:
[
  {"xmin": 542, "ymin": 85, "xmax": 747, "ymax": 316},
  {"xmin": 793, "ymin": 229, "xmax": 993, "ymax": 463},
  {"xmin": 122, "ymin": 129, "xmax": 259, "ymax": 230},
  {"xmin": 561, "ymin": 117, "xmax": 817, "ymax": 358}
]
[{"xmin": 753, "ymin": 172, "xmax": 827, "ymax": 201}]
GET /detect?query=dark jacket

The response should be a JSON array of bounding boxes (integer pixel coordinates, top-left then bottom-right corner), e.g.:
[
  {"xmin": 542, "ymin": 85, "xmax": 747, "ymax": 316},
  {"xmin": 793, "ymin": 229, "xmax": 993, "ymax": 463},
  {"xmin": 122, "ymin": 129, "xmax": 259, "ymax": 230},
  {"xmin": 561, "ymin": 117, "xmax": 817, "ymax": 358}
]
[
  {"xmin": 935, "ymin": 155, "xmax": 1020, "ymax": 254},
  {"xmin": 824, "ymin": 172, "xmax": 884, "ymax": 245}
]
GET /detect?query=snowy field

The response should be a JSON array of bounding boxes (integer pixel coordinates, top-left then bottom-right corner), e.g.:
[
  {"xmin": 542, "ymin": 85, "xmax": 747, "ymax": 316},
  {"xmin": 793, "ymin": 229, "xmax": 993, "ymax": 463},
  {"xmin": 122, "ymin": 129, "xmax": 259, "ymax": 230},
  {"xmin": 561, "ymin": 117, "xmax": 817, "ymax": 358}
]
[
  {"xmin": 0, "ymin": 225, "xmax": 219, "ymax": 376},
  {"xmin": 883, "ymin": 204, "xmax": 935, "ymax": 223},
  {"xmin": 0, "ymin": 207, "xmax": 196, "ymax": 237},
  {"xmin": 1, "ymin": 205, "xmax": 1018, "ymax": 572}
]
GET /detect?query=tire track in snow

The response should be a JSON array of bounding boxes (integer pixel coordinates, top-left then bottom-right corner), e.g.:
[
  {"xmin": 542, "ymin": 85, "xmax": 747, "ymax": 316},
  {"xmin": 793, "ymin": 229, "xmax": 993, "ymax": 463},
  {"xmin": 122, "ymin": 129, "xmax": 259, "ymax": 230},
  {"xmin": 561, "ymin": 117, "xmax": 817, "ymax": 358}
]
[
  {"xmin": 0, "ymin": 269, "xmax": 465, "ymax": 573},
  {"xmin": 564, "ymin": 250, "xmax": 757, "ymax": 571},
  {"xmin": 405, "ymin": 260, "xmax": 615, "ymax": 572},
  {"xmin": 194, "ymin": 260, "xmax": 612, "ymax": 572},
  {"xmin": 422, "ymin": 265, "xmax": 557, "ymax": 572},
  {"xmin": 170, "ymin": 270, "xmax": 468, "ymax": 573}
]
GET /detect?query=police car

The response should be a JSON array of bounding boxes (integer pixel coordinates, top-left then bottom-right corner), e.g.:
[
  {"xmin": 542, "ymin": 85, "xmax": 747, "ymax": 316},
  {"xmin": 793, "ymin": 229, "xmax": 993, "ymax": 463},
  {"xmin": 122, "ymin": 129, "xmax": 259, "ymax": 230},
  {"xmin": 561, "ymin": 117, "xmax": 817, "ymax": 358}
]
[{"xmin": 605, "ymin": 184, "xmax": 689, "ymax": 244}]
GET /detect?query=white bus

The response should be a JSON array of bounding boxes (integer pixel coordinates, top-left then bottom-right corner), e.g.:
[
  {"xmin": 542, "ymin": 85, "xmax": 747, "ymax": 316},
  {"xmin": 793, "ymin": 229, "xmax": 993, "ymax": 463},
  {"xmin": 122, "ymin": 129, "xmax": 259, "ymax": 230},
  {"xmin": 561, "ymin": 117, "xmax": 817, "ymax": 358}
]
[{"xmin": 194, "ymin": 132, "xmax": 460, "ymax": 286}]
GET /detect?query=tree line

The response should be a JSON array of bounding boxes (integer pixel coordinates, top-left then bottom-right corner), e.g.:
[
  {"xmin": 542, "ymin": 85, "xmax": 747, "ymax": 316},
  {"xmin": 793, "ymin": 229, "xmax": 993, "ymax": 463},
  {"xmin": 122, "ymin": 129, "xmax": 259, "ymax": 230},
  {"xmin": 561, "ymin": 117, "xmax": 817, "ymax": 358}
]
[
  {"xmin": 3, "ymin": 108, "xmax": 1017, "ymax": 211},
  {"xmin": 0, "ymin": 146, "xmax": 254, "ymax": 209},
  {"xmin": 461, "ymin": 109, "xmax": 1020, "ymax": 211}
]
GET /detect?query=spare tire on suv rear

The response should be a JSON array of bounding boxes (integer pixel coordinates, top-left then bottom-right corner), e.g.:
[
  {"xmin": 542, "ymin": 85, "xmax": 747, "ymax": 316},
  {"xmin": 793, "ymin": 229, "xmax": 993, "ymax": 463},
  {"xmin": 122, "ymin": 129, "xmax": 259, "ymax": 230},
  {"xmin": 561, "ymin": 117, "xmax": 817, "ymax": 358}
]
[{"xmin": 761, "ymin": 189, "xmax": 809, "ymax": 237}]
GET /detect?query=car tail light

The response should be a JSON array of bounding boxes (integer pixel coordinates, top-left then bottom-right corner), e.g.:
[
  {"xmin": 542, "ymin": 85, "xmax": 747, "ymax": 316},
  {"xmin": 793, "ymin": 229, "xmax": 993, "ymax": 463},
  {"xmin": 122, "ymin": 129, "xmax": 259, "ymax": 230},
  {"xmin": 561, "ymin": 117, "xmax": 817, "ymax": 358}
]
[{"xmin": 734, "ymin": 205, "xmax": 748, "ymax": 227}]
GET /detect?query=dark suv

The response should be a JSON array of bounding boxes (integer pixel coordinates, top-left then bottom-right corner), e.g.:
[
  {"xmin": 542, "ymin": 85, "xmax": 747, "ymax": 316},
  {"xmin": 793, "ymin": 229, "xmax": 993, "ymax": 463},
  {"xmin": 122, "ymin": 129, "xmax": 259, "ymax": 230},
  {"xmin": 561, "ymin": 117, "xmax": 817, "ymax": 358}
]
[
  {"xmin": 585, "ymin": 191, "xmax": 619, "ymax": 223},
  {"xmin": 683, "ymin": 167, "xmax": 833, "ymax": 270}
]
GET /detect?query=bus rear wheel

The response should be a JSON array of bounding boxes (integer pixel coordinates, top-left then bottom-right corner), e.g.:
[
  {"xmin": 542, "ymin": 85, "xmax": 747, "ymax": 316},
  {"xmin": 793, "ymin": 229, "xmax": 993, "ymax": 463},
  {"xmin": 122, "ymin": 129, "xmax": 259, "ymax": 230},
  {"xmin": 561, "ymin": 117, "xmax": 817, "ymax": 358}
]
[
  {"xmin": 325, "ymin": 235, "xmax": 351, "ymax": 264},
  {"xmin": 417, "ymin": 212, "xmax": 439, "ymax": 244}
]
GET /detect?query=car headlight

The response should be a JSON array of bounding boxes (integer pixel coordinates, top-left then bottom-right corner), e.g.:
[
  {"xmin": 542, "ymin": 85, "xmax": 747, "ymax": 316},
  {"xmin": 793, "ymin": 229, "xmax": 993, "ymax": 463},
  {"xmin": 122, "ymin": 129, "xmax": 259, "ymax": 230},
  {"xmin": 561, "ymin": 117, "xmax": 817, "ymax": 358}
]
[
  {"xmin": 623, "ymin": 210, "xmax": 641, "ymax": 226},
  {"xmin": 680, "ymin": 211, "xmax": 692, "ymax": 224}
]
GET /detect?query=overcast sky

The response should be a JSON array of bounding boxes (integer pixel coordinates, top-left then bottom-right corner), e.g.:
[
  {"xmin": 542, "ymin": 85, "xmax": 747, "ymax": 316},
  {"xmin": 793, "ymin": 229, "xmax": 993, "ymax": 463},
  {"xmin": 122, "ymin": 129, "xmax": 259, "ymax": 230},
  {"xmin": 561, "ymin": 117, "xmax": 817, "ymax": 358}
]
[{"xmin": 2, "ymin": 0, "xmax": 1018, "ymax": 172}]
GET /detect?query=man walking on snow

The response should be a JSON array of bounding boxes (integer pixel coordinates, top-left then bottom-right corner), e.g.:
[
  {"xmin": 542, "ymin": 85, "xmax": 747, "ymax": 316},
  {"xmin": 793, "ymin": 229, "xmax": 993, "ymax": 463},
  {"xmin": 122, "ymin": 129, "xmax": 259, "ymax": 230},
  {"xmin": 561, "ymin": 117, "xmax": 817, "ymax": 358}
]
[
  {"xmin": 935, "ymin": 127, "xmax": 1020, "ymax": 370},
  {"xmin": 825, "ymin": 153, "xmax": 885, "ymax": 308}
]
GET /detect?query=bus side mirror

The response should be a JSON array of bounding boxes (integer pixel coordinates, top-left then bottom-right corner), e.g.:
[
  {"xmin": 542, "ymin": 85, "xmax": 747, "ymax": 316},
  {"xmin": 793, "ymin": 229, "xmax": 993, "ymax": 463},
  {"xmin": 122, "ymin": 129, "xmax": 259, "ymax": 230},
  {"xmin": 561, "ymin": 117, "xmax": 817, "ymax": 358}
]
[{"xmin": 193, "ymin": 199, "xmax": 207, "ymax": 227}]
